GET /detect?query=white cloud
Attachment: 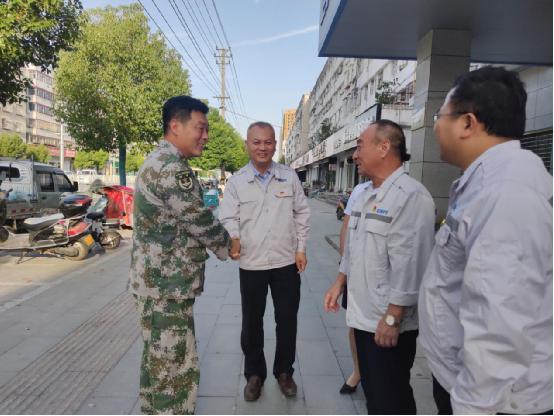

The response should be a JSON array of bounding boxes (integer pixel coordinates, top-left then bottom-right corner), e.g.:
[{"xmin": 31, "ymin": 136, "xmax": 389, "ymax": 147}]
[{"xmin": 234, "ymin": 25, "xmax": 318, "ymax": 47}]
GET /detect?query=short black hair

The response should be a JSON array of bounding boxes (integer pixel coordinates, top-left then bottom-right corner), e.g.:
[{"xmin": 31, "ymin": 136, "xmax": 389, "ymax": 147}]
[
  {"xmin": 162, "ymin": 95, "xmax": 209, "ymax": 134},
  {"xmin": 450, "ymin": 66, "xmax": 527, "ymax": 139},
  {"xmin": 371, "ymin": 119, "xmax": 411, "ymax": 162}
]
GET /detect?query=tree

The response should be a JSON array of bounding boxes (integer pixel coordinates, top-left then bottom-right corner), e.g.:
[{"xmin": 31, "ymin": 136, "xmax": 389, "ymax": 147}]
[
  {"xmin": 190, "ymin": 109, "xmax": 248, "ymax": 177},
  {"xmin": 310, "ymin": 118, "xmax": 337, "ymax": 149},
  {"xmin": 126, "ymin": 151, "xmax": 145, "ymax": 173},
  {"xmin": 375, "ymin": 80, "xmax": 398, "ymax": 105},
  {"xmin": 0, "ymin": 133, "xmax": 27, "ymax": 158},
  {"xmin": 0, "ymin": 0, "xmax": 82, "ymax": 105},
  {"xmin": 26, "ymin": 144, "xmax": 50, "ymax": 163},
  {"xmin": 74, "ymin": 149, "xmax": 109, "ymax": 171},
  {"xmin": 54, "ymin": 4, "xmax": 190, "ymax": 185}
]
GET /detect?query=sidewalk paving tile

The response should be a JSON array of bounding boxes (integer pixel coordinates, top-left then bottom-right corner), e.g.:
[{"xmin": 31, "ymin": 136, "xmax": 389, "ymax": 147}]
[{"xmin": 198, "ymin": 353, "xmax": 242, "ymax": 397}]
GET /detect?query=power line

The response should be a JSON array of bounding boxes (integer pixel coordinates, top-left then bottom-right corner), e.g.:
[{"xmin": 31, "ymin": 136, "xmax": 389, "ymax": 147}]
[
  {"xmin": 201, "ymin": 0, "xmax": 225, "ymax": 48},
  {"xmin": 210, "ymin": 0, "xmax": 231, "ymax": 48},
  {"xmin": 137, "ymin": 0, "xmax": 219, "ymax": 96},
  {"xmin": 179, "ymin": 0, "xmax": 213, "ymax": 53},
  {"xmin": 226, "ymin": 109, "xmax": 282, "ymax": 129},
  {"xmin": 168, "ymin": 0, "xmax": 241, "ymax": 128},
  {"xmin": 192, "ymin": 0, "xmax": 219, "ymax": 48},
  {"xmin": 167, "ymin": 0, "xmax": 220, "ymax": 87},
  {"xmin": 206, "ymin": 1, "xmax": 247, "ymax": 115}
]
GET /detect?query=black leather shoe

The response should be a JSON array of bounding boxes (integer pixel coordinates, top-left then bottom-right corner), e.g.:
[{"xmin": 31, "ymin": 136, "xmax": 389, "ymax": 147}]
[
  {"xmin": 339, "ymin": 382, "xmax": 357, "ymax": 394},
  {"xmin": 277, "ymin": 373, "xmax": 297, "ymax": 397},
  {"xmin": 244, "ymin": 376, "xmax": 263, "ymax": 401}
]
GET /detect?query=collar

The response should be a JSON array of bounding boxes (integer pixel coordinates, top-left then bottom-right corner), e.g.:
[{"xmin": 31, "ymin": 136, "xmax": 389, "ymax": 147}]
[
  {"xmin": 247, "ymin": 161, "xmax": 277, "ymax": 182},
  {"xmin": 368, "ymin": 166, "xmax": 407, "ymax": 202},
  {"xmin": 455, "ymin": 140, "xmax": 520, "ymax": 194},
  {"xmin": 160, "ymin": 139, "xmax": 185, "ymax": 159}
]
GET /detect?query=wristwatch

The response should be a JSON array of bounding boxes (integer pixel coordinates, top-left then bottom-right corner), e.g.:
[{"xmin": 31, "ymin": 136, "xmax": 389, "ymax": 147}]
[{"xmin": 384, "ymin": 314, "xmax": 400, "ymax": 328}]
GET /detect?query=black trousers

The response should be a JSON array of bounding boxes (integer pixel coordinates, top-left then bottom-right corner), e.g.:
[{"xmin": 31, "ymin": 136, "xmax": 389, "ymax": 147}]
[
  {"xmin": 239, "ymin": 263, "xmax": 300, "ymax": 382},
  {"xmin": 354, "ymin": 328, "xmax": 418, "ymax": 415},
  {"xmin": 433, "ymin": 376, "xmax": 553, "ymax": 415}
]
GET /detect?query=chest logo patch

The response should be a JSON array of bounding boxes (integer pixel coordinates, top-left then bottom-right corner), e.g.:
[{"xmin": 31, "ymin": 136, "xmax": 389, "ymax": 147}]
[
  {"xmin": 176, "ymin": 171, "xmax": 193, "ymax": 191},
  {"xmin": 371, "ymin": 205, "xmax": 388, "ymax": 215}
]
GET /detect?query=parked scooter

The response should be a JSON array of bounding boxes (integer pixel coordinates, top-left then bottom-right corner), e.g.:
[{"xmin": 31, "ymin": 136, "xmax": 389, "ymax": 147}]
[
  {"xmin": 0, "ymin": 210, "xmax": 95, "ymax": 262},
  {"xmin": 336, "ymin": 191, "xmax": 351, "ymax": 220},
  {"xmin": 61, "ymin": 194, "xmax": 122, "ymax": 250}
]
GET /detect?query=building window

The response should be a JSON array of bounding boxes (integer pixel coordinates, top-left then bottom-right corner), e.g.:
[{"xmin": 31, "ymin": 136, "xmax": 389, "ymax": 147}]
[{"xmin": 520, "ymin": 130, "xmax": 553, "ymax": 173}]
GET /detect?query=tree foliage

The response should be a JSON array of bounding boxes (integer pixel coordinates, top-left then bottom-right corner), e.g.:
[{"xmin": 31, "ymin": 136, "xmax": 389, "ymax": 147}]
[
  {"xmin": 74, "ymin": 149, "xmax": 109, "ymax": 171},
  {"xmin": 125, "ymin": 151, "xmax": 145, "ymax": 173},
  {"xmin": 375, "ymin": 80, "xmax": 398, "ymax": 105},
  {"xmin": 310, "ymin": 118, "xmax": 338, "ymax": 149},
  {"xmin": 190, "ymin": 110, "xmax": 248, "ymax": 174},
  {"xmin": 0, "ymin": 133, "xmax": 27, "ymax": 158},
  {"xmin": 0, "ymin": 134, "xmax": 51, "ymax": 163},
  {"xmin": 0, "ymin": 0, "xmax": 82, "ymax": 105},
  {"xmin": 54, "ymin": 4, "xmax": 190, "ymax": 184},
  {"xmin": 26, "ymin": 144, "xmax": 50, "ymax": 163}
]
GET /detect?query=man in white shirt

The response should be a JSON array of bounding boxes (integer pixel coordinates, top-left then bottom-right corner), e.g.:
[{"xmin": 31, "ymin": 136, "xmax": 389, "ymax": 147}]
[
  {"xmin": 325, "ymin": 120, "xmax": 436, "ymax": 414},
  {"xmin": 419, "ymin": 66, "xmax": 553, "ymax": 415},
  {"xmin": 219, "ymin": 122, "xmax": 310, "ymax": 402}
]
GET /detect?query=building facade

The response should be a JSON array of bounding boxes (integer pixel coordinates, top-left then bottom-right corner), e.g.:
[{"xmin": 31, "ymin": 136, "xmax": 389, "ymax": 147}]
[
  {"xmin": 0, "ymin": 65, "xmax": 76, "ymax": 170},
  {"xmin": 287, "ymin": 56, "xmax": 552, "ymax": 206},
  {"xmin": 285, "ymin": 94, "xmax": 310, "ymax": 165},
  {"xmin": 279, "ymin": 109, "xmax": 296, "ymax": 161},
  {"xmin": 289, "ymin": 57, "xmax": 417, "ymax": 192}
]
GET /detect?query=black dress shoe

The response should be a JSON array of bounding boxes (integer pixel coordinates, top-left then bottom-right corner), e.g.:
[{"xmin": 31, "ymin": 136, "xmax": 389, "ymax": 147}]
[{"xmin": 339, "ymin": 382, "xmax": 357, "ymax": 394}]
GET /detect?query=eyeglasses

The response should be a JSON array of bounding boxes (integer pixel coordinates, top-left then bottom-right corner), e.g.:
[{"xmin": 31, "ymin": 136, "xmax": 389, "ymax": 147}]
[{"xmin": 433, "ymin": 111, "xmax": 466, "ymax": 123}]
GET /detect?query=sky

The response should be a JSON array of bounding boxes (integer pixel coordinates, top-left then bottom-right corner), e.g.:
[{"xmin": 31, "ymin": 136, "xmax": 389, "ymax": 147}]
[{"xmin": 81, "ymin": 0, "xmax": 327, "ymax": 146}]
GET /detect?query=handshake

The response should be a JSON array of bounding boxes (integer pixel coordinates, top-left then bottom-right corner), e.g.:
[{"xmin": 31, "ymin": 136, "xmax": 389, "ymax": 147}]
[{"xmin": 229, "ymin": 238, "xmax": 241, "ymax": 260}]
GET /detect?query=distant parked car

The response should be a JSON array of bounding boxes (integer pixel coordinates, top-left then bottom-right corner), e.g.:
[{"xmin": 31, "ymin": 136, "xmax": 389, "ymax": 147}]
[{"xmin": 76, "ymin": 169, "xmax": 98, "ymax": 185}]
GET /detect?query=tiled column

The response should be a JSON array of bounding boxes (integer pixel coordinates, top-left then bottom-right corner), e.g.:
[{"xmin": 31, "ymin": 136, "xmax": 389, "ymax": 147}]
[{"xmin": 410, "ymin": 30, "xmax": 471, "ymax": 220}]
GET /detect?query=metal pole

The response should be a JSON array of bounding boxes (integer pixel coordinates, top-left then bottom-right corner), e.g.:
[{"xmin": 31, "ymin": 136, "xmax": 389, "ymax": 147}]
[{"xmin": 60, "ymin": 124, "xmax": 64, "ymax": 170}]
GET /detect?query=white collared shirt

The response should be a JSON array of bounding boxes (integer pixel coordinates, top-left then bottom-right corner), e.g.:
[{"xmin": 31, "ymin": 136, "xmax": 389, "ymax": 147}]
[
  {"xmin": 219, "ymin": 162, "xmax": 310, "ymax": 270},
  {"xmin": 340, "ymin": 167, "xmax": 436, "ymax": 333},
  {"xmin": 418, "ymin": 140, "xmax": 553, "ymax": 414}
]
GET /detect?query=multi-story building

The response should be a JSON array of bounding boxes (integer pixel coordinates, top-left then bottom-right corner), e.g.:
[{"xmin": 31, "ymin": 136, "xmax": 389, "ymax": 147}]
[
  {"xmin": 0, "ymin": 101, "xmax": 27, "ymax": 141},
  {"xmin": 279, "ymin": 109, "xmax": 296, "ymax": 161},
  {"xmin": 0, "ymin": 65, "xmax": 76, "ymax": 170},
  {"xmin": 285, "ymin": 94, "xmax": 310, "ymax": 165},
  {"xmin": 290, "ymin": 58, "xmax": 417, "ymax": 191}
]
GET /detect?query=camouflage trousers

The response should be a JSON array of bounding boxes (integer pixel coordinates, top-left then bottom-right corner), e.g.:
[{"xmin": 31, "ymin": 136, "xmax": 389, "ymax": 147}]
[{"xmin": 134, "ymin": 296, "xmax": 198, "ymax": 415}]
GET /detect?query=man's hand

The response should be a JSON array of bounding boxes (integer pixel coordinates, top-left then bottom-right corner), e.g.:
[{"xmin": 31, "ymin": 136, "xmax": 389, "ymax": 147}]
[
  {"xmin": 323, "ymin": 280, "xmax": 344, "ymax": 313},
  {"xmin": 374, "ymin": 317, "xmax": 400, "ymax": 348},
  {"xmin": 229, "ymin": 238, "xmax": 241, "ymax": 260},
  {"xmin": 295, "ymin": 251, "xmax": 307, "ymax": 273},
  {"xmin": 324, "ymin": 273, "xmax": 346, "ymax": 313}
]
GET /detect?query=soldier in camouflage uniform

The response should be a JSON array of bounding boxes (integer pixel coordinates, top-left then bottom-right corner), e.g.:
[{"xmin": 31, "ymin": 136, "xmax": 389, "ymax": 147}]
[{"xmin": 129, "ymin": 96, "xmax": 230, "ymax": 415}]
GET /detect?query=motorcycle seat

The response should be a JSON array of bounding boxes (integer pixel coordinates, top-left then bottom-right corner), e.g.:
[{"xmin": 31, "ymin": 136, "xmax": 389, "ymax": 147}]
[
  {"xmin": 86, "ymin": 212, "xmax": 105, "ymax": 221},
  {"xmin": 23, "ymin": 213, "xmax": 64, "ymax": 232}
]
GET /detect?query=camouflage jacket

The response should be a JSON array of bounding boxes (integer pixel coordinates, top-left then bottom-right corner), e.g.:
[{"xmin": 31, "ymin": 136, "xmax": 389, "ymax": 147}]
[{"xmin": 129, "ymin": 140, "xmax": 230, "ymax": 299}]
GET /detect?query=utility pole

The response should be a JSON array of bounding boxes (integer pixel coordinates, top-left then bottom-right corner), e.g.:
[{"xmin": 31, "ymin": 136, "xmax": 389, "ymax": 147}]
[{"xmin": 214, "ymin": 47, "xmax": 230, "ymax": 119}]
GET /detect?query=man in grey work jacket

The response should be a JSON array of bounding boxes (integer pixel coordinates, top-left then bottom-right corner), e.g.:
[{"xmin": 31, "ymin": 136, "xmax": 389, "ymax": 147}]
[
  {"xmin": 419, "ymin": 66, "xmax": 552, "ymax": 415},
  {"xmin": 219, "ymin": 121, "xmax": 310, "ymax": 402},
  {"xmin": 325, "ymin": 120, "xmax": 435, "ymax": 414}
]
